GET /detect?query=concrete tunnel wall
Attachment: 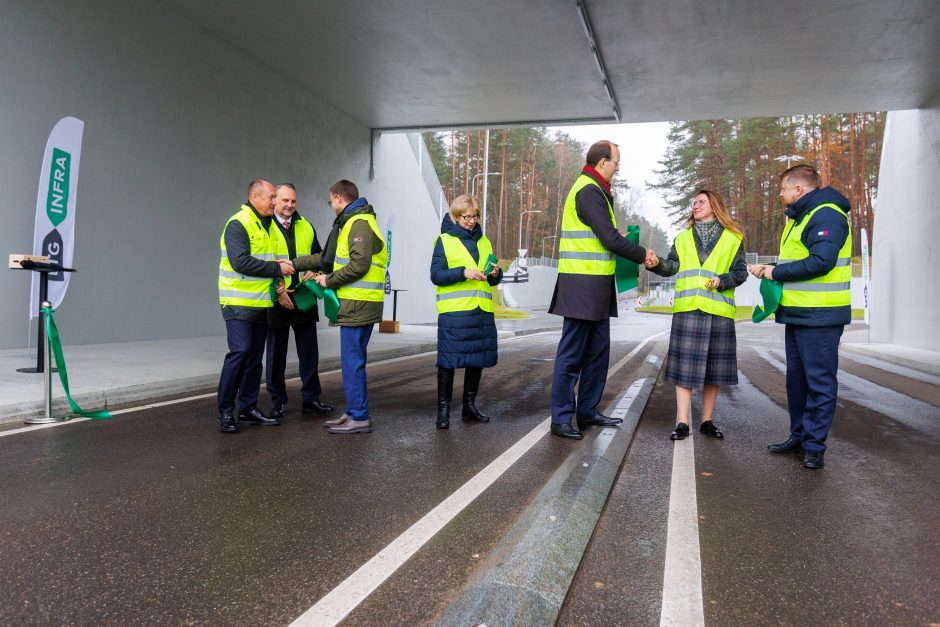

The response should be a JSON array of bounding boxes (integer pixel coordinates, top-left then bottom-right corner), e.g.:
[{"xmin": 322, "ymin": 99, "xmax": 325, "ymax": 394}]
[
  {"xmin": 872, "ymin": 96, "xmax": 940, "ymax": 352},
  {"xmin": 0, "ymin": 0, "xmax": 440, "ymax": 351}
]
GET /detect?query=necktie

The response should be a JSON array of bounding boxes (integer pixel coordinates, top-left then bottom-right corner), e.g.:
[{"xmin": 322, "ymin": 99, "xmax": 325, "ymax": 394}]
[{"xmin": 283, "ymin": 220, "xmax": 290, "ymax": 229}]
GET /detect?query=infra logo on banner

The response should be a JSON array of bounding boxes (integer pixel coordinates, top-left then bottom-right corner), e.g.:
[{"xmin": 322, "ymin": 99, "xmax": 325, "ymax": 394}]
[{"xmin": 30, "ymin": 117, "xmax": 84, "ymax": 316}]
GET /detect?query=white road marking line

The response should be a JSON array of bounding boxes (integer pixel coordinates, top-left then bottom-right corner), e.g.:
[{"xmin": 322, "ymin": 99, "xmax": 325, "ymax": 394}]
[
  {"xmin": 660, "ymin": 432, "xmax": 705, "ymax": 627},
  {"xmin": 291, "ymin": 331, "xmax": 666, "ymax": 626},
  {"xmin": 290, "ymin": 417, "xmax": 552, "ymax": 626}
]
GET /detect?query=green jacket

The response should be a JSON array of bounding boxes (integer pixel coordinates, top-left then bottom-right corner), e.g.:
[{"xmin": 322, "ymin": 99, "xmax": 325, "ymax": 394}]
[{"xmin": 294, "ymin": 204, "xmax": 385, "ymax": 326}]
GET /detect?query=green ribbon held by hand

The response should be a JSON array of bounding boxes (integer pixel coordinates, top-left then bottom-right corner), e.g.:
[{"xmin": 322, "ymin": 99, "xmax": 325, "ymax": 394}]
[
  {"xmin": 41, "ymin": 307, "xmax": 112, "ymax": 420},
  {"xmin": 615, "ymin": 225, "xmax": 641, "ymax": 293},
  {"xmin": 752, "ymin": 278, "xmax": 783, "ymax": 323}
]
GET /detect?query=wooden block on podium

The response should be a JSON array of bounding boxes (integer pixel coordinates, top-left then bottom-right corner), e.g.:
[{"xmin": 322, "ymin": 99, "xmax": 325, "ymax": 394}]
[{"xmin": 379, "ymin": 320, "xmax": 400, "ymax": 334}]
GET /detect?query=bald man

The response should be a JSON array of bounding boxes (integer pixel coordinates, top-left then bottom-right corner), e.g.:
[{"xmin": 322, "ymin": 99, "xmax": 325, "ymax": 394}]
[{"xmin": 216, "ymin": 179, "xmax": 295, "ymax": 434}]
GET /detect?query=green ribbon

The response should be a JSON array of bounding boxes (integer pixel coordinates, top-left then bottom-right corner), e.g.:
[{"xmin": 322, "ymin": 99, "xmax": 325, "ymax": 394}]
[
  {"xmin": 293, "ymin": 281, "xmax": 340, "ymax": 322},
  {"xmin": 752, "ymin": 278, "xmax": 783, "ymax": 323},
  {"xmin": 615, "ymin": 225, "xmax": 640, "ymax": 293},
  {"xmin": 41, "ymin": 307, "xmax": 112, "ymax": 420}
]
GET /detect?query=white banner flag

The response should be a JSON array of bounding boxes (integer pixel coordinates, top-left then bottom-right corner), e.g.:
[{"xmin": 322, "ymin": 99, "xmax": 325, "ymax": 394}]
[
  {"xmin": 860, "ymin": 227, "xmax": 870, "ymax": 325},
  {"xmin": 29, "ymin": 117, "xmax": 84, "ymax": 317}
]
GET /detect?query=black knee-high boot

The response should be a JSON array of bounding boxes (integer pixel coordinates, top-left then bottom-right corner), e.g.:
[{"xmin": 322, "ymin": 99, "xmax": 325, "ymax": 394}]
[
  {"xmin": 437, "ymin": 367, "xmax": 454, "ymax": 429},
  {"xmin": 461, "ymin": 367, "xmax": 491, "ymax": 422}
]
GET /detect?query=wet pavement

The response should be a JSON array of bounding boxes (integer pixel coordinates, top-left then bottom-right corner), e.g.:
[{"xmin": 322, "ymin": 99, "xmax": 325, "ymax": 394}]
[
  {"xmin": 560, "ymin": 321, "xmax": 940, "ymax": 626},
  {"xmin": 1, "ymin": 315, "xmax": 938, "ymax": 625}
]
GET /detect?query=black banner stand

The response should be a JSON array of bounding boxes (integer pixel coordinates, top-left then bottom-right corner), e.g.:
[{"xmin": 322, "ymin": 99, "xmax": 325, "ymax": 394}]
[{"xmin": 14, "ymin": 260, "xmax": 77, "ymax": 374}]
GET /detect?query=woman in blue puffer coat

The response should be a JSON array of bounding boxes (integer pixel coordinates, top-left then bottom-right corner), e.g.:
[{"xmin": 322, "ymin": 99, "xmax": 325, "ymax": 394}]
[{"xmin": 430, "ymin": 194, "xmax": 503, "ymax": 429}]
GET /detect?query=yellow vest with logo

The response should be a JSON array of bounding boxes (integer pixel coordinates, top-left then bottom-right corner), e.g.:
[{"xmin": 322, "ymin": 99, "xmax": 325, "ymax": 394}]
[
  {"xmin": 558, "ymin": 174, "xmax": 616, "ymax": 275},
  {"xmin": 334, "ymin": 214, "xmax": 387, "ymax": 303},
  {"xmin": 270, "ymin": 216, "xmax": 315, "ymax": 290},
  {"xmin": 218, "ymin": 205, "xmax": 276, "ymax": 308},
  {"xmin": 673, "ymin": 227, "xmax": 742, "ymax": 319},
  {"xmin": 435, "ymin": 234, "xmax": 495, "ymax": 314},
  {"xmin": 778, "ymin": 203, "xmax": 852, "ymax": 308}
]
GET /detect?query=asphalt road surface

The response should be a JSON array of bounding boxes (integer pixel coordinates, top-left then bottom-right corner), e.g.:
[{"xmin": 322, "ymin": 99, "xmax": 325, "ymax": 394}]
[
  {"xmin": 0, "ymin": 313, "xmax": 669, "ymax": 625},
  {"xmin": 2, "ymin": 316, "xmax": 937, "ymax": 626},
  {"xmin": 560, "ymin": 321, "xmax": 940, "ymax": 626}
]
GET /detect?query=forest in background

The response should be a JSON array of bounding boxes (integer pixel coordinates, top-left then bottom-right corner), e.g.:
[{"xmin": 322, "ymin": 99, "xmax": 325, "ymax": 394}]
[
  {"xmin": 424, "ymin": 112, "xmax": 885, "ymax": 264},
  {"xmin": 423, "ymin": 129, "xmax": 669, "ymax": 264},
  {"xmin": 650, "ymin": 113, "xmax": 886, "ymax": 255}
]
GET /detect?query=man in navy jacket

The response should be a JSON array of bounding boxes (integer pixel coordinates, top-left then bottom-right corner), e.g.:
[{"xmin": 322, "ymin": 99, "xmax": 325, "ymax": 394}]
[{"xmin": 750, "ymin": 164, "xmax": 852, "ymax": 469}]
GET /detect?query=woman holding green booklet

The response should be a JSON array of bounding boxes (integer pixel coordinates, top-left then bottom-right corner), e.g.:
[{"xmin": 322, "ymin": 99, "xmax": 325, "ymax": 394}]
[{"xmin": 429, "ymin": 194, "xmax": 503, "ymax": 429}]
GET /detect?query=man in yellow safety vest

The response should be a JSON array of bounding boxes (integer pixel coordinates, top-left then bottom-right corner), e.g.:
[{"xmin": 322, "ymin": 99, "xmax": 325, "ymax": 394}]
[{"xmin": 750, "ymin": 164, "xmax": 853, "ymax": 469}]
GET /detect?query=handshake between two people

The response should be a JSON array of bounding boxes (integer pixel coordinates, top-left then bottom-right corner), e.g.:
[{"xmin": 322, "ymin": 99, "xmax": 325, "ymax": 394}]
[
  {"xmin": 274, "ymin": 270, "xmax": 320, "ymax": 311},
  {"xmin": 641, "ymin": 249, "xmax": 720, "ymax": 290}
]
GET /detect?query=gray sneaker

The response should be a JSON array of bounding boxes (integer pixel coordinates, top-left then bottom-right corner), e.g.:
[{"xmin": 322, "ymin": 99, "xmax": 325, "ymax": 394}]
[
  {"xmin": 328, "ymin": 418, "xmax": 372, "ymax": 434},
  {"xmin": 323, "ymin": 413, "xmax": 350, "ymax": 428}
]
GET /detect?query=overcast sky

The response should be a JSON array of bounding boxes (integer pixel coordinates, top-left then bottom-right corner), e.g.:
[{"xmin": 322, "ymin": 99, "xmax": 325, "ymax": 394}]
[{"xmin": 550, "ymin": 122, "xmax": 676, "ymax": 236}]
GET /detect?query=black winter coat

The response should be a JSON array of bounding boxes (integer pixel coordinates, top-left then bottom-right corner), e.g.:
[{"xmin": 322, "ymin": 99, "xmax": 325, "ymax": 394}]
[
  {"xmin": 430, "ymin": 215, "xmax": 503, "ymax": 370},
  {"xmin": 548, "ymin": 170, "xmax": 647, "ymax": 321}
]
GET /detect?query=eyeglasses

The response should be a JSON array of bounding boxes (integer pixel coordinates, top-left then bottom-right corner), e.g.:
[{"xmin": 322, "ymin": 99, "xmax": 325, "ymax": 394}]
[{"xmin": 458, "ymin": 214, "xmax": 480, "ymax": 222}]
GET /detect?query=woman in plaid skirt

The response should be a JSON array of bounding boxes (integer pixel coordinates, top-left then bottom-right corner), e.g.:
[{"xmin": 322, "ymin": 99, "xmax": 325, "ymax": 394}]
[{"xmin": 646, "ymin": 190, "xmax": 749, "ymax": 440}]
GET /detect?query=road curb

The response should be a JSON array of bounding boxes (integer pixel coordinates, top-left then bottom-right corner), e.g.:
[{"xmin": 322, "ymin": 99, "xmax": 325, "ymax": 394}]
[
  {"xmin": 0, "ymin": 326, "xmax": 561, "ymax": 426},
  {"xmin": 436, "ymin": 338, "xmax": 668, "ymax": 626}
]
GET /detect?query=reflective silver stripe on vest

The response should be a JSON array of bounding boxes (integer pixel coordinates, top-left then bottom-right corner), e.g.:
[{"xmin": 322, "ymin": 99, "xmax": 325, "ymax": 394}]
[
  {"xmin": 781, "ymin": 281, "xmax": 851, "ymax": 292},
  {"xmin": 218, "ymin": 269, "xmax": 248, "ymax": 280},
  {"xmin": 777, "ymin": 257, "xmax": 850, "ymax": 267},
  {"xmin": 219, "ymin": 289, "xmax": 271, "ymax": 300},
  {"xmin": 252, "ymin": 253, "xmax": 276, "ymax": 261},
  {"xmin": 346, "ymin": 280, "xmax": 385, "ymax": 290},
  {"xmin": 675, "ymin": 288, "xmax": 735, "ymax": 306},
  {"xmin": 560, "ymin": 230, "xmax": 599, "ymax": 239},
  {"xmin": 558, "ymin": 251, "xmax": 615, "ymax": 261},
  {"xmin": 334, "ymin": 256, "xmax": 387, "ymax": 269},
  {"xmin": 676, "ymin": 269, "xmax": 717, "ymax": 279},
  {"xmin": 275, "ymin": 254, "xmax": 290, "ymax": 261},
  {"xmin": 435, "ymin": 290, "xmax": 494, "ymax": 302}
]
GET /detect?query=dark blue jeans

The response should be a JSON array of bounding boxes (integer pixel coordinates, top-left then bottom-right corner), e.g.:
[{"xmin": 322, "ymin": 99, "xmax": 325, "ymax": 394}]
[
  {"xmin": 265, "ymin": 320, "xmax": 322, "ymax": 407},
  {"xmin": 785, "ymin": 324, "xmax": 844, "ymax": 452},
  {"xmin": 218, "ymin": 318, "xmax": 267, "ymax": 414},
  {"xmin": 550, "ymin": 317, "xmax": 610, "ymax": 425},
  {"xmin": 341, "ymin": 324, "xmax": 374, "ymax": 420}
]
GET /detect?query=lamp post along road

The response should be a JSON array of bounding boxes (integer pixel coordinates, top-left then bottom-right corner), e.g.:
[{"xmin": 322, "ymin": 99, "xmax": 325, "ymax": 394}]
[
  {"xmin": 775, "ymin": 154, "xmax": 804, "ymax": 169},
  {"xmin": 542, "ymin": 235, "xmax": 557, "ymax": 259},
  {"xmin": 472, "ymin": 169, "xmax": 500, "ymax": 234}
]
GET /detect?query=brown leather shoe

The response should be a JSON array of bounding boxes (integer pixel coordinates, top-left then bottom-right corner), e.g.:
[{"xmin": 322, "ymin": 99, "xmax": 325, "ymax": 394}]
[
  {"xmin": 323, "ymin": 413, "xmax": 350, "ymax": 428},
  {"xmin": 328, "ymin": 418, "xmax": 372, "ymax": 434}
]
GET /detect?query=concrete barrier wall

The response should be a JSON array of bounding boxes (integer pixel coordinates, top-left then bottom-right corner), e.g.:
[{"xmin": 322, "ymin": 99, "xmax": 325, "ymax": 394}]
[
  {"xmin": 871, "ymin": 101, "xmax": 940, "ymax": 351},
  {"xmin": 500, "ymin": 265, "xmax": 558, "ymax": 309},
  {"xmin": 0, "ymin": 0, "xmax": 437, "ymax": 349}
]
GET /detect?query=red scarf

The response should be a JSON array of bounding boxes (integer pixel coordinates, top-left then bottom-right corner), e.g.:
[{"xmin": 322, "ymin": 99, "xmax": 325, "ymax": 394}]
[{"xmin": 582, "ymin": 165, "xmax": 612, "ymax": 194}]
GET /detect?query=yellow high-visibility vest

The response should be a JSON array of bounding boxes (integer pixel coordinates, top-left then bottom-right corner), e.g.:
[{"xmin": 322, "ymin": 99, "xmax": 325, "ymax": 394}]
[
  {"xmin": 558, "ymin": 174, "xmax": 616, "ymax": 276},
  {"xmin": 672, "ymin": 227, "xmax": 742, "ymax": 319},
  {"xmin": 218, "ymin": 205, "xmax": 276, "ymax": 308},
  {"xmin": 334, "ymin": 214, "xmax": 387, "ymax": 303},
  {"xmin": 435, "ymin": 233, "xmax": 495, "ymax": 314},
  {"xmin": 778, "ymin": 203, "xmax": 852, "ymax": 308},
  {"xmin": 270, "ymin": 216, "xmax": 315, "ymax": 289}
]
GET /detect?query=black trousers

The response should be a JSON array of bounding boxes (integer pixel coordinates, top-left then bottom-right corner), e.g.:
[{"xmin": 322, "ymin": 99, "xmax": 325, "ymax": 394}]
[
  {"xmin": 218, "ymin": 318, "xmax": 267, "ymax": 414},
  {"xmin": 265, "ymin": 319, "xmax": 322, "ymax": 407}
]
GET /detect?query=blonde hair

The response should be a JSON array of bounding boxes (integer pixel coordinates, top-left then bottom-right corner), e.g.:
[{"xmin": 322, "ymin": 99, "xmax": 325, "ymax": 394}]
[
  {"xmin": 449, "ymin": 194, "xmax": 481, "ymax": 221},
  {"xmin": 687, "ymin": 189, "xmax": 745, "ymax": 242}
]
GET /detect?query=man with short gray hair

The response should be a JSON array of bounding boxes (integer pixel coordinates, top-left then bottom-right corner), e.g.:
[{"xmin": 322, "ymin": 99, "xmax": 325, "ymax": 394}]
[{"xmin": 216, "ymin": 179, "xmax": 295, "ymax": 434}]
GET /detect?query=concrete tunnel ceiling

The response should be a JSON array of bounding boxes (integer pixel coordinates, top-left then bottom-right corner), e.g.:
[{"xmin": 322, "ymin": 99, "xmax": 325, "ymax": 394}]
[{"xmin": 159, "ymin": 0, "xmax": 940, "ymax": 130}]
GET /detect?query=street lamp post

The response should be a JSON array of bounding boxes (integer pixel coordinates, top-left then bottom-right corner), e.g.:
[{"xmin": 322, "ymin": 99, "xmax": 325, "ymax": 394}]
[
  {"xmin": 518, "ymin": 210, "xmax": 542, "ymax": 254},
  {"xmin": 542, "ymin": 235, "xmax": 557, "ymax": 259},
  {"xmin": 775, "ymin": 154, "xmax": 804, "ymax": 169},
  {"xmin": 470, "ymin": 172, "xmax": 500, "ymax": 198}
]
